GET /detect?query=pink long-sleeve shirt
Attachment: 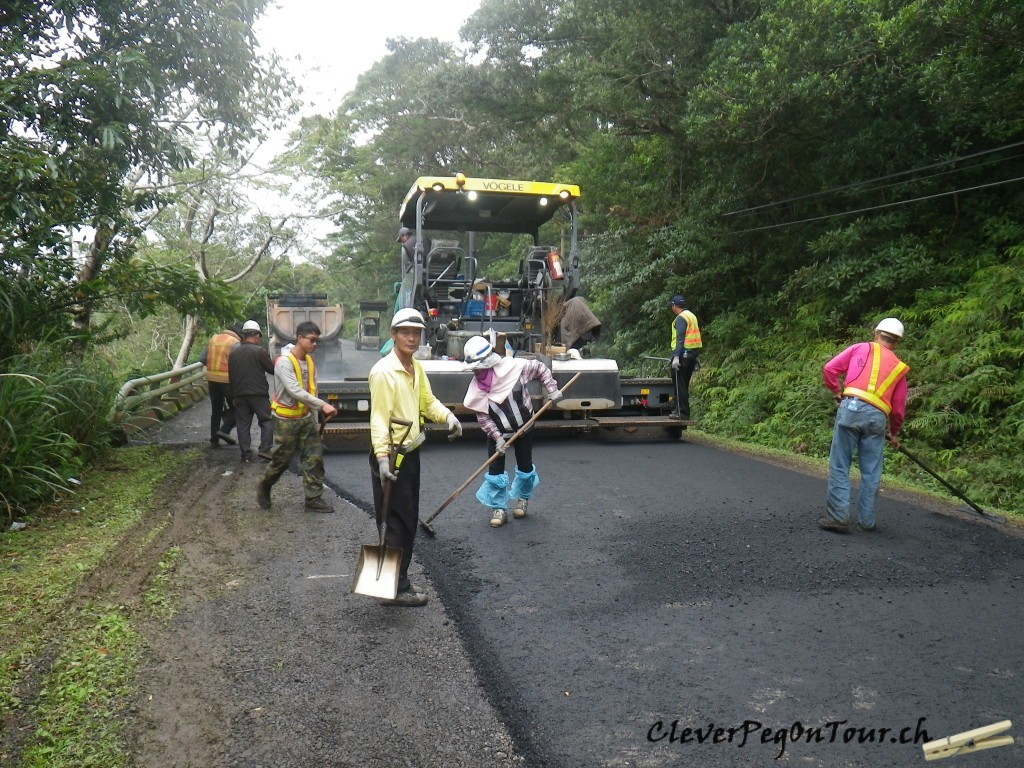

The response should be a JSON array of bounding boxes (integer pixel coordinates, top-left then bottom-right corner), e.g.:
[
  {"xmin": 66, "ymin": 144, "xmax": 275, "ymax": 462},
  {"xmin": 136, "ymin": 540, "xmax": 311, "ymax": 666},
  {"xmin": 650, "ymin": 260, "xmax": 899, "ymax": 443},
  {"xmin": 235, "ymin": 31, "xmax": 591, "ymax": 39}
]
[{"xmin": 823, "ymin": 342, "xmax": 908, "ymax": 435}]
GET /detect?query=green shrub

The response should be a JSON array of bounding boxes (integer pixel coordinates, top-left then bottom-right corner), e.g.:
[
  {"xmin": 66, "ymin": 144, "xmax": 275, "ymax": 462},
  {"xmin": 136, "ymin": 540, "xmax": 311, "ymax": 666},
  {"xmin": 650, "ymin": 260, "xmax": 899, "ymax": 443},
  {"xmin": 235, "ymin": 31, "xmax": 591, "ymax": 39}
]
[{"xmin": 0, "ymin": 340, "xmax": 117, "ymax": 521}]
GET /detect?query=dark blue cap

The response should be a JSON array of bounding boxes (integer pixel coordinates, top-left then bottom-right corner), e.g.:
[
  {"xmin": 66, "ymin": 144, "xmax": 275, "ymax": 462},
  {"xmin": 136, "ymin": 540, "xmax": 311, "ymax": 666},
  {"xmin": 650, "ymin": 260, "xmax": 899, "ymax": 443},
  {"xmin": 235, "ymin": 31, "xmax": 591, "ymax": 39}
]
[{"xmin": 668, "ymin": 294, "xmax": 686, "ymax": 307}]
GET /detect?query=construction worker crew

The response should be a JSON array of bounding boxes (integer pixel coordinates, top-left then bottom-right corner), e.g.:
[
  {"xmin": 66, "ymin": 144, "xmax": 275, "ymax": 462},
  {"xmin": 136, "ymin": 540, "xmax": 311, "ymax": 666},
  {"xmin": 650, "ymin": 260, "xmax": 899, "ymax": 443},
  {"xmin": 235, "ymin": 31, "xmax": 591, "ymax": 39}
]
[
  {"xmin": 819, "ymin": 317, "xmax": 909, "ymax": 533},
  {"xmin": 368, "ymin": 307, "xmax": 462, "ymax": 606},
  {"xmin": 462, "ymin": 335, "xmax": 563, "ymax": 528},
  {"xmin": 256, "ymin": 321, "xmax": 338, "ymax": 513},
  {"xmin": 229, "ymin": 320, "xmax": 275, "ymax": 463},
  {"xmin": 200, "ymin": 322, "xmax": 242, "ymax": 446},
  {"xmin": 667, "ymin": 294, "xmax": 702, "ymax": 420}
]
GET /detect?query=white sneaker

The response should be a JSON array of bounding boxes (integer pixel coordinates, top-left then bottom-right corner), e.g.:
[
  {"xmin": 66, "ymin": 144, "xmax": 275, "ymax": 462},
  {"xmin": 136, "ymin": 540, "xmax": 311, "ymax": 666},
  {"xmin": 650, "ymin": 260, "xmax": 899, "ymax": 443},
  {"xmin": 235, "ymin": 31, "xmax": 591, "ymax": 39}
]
[
  {"xmin": 490, "ymin": 509, "xmax": 507, "ymax": 527},
  {"xmin": 513, "ymin": 498, "xmax": 528, "ymax": 519}
]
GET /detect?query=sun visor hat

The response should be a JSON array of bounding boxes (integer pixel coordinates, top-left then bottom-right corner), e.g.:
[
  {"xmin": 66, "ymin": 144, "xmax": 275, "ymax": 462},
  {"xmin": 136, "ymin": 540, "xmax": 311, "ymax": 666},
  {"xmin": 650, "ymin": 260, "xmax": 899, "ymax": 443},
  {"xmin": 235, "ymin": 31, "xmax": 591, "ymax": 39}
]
[{"xmin": 390, "ymin": 307, "xmax": 426, "ymax": 329}]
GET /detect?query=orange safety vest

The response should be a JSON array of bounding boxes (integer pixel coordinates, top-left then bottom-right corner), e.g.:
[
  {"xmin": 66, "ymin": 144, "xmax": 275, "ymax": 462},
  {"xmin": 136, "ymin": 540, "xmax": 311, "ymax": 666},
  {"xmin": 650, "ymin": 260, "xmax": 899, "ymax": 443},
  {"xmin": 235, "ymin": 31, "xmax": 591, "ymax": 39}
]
[
  {"xmin": 842, "ymin": 342, "xmax": 909, "ymax": 416},
  {"xmin": 669, "ymin": 310, "xmax": 703, "ymax": 351},
  {"xmin": 271, "ymin": 353, "xmax": 317, "ymax": 418},
  {"xmin": 205, "ymin": 331, "xmax": 238, "ymax": 383}
]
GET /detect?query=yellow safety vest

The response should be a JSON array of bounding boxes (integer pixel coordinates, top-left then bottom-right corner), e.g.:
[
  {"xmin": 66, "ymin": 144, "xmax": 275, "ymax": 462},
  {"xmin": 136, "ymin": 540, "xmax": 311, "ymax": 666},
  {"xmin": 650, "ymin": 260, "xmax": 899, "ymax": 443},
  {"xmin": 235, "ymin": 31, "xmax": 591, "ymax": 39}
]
[
  {"xmin": 271, "ymin": 353, "xmax": 317, "ymax": 418},
  {"xmin": 670, "ymin": 310, "xmax": 703, "ymax": 351},
  {"xmin": 842, "ymin": 342, "xmax": 908, "ymax": 415}
]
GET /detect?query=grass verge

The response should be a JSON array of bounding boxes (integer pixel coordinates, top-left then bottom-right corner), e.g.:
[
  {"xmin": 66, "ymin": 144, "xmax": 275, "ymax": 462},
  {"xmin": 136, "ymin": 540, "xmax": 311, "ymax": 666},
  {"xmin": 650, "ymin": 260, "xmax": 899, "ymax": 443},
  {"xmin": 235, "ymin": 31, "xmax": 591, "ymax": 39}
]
[{"xmin": 0, "ymin": 445, "xmax": 197, "ymax": 766}]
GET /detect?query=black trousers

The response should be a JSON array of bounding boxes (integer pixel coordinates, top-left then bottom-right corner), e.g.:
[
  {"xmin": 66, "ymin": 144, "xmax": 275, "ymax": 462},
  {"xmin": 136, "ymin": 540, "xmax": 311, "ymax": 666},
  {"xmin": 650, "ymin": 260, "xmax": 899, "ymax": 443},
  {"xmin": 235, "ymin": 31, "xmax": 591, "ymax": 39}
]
[
  {"xmin": 233, "ymin": 394, "xmax": 273, "ymax": 454},
  {"xmin": 368, "ymin": 449, "xmax": 421, "ymax": 592},
  {"xmin": 208, "ymin": 381, "xmax": 236, "ymax": 440},
  {"xmin": 673, "ymin": 353, "xmax": 698, "ymax": 420},
  {"xmin": 487, "ymin": 429, "xmax": 534, "ymax": 475}
]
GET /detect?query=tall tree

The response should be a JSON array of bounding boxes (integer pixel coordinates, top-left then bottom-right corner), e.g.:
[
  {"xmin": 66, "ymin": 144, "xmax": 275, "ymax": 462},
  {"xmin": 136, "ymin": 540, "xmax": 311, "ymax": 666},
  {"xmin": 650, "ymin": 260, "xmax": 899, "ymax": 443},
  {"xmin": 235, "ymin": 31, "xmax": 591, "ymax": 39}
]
[{"xmin": 0, "ymin": 0, "xmax": 290, "ymax": 357}]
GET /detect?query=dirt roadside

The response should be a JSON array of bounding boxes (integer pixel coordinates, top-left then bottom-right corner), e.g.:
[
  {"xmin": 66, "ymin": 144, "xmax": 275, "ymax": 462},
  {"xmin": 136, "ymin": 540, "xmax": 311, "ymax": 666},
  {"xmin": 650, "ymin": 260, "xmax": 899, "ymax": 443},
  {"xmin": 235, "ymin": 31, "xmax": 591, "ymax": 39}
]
[{"xmin": 117, "ymin": 410, "xmax": 519, "ymax": 767}]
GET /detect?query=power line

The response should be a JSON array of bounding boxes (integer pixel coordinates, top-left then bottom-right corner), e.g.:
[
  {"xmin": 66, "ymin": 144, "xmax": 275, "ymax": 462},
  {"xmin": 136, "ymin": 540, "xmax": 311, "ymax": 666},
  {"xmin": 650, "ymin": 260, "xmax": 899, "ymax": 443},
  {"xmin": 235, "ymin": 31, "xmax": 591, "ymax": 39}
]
[
  {"xmin": 723, "ymin": 174, "xmax": 1024, "ymax": 236},
  {"xmin": 721, "ymin": 140, "xmax": 1024, "ymax": 218}
]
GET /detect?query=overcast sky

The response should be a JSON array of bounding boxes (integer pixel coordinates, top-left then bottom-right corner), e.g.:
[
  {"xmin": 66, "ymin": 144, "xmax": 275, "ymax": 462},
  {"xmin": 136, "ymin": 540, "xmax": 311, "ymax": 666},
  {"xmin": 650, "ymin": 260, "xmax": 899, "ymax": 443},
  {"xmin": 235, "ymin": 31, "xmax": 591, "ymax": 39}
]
[
  {"xmin": 249, "ymin": 1, "xmax": 481, "ymax": 253},
  {"xmin": 255, "ymin": 0, "xmax": 481, "ymax": 119}
]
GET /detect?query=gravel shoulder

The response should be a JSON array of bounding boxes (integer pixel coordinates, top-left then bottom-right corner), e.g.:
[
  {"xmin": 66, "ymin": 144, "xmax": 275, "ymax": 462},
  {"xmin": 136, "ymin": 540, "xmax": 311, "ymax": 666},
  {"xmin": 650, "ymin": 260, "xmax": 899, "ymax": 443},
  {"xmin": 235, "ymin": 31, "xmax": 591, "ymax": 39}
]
[{"xmin": 129, "ymin": 411, "xmax": 518, "ymax": 767}]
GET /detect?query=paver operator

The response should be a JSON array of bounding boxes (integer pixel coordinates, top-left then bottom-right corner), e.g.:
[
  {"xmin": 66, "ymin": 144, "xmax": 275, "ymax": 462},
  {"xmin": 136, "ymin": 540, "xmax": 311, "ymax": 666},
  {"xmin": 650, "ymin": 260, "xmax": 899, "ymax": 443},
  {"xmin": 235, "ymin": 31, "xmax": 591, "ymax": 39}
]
[
  {"xmin": 819, "ymin": 317, "xmax": 909, "ymax": 533},
  {"xmin": 461, "ymin": 335, "xmax": 563, "ymax": 528},
  {"xmin": 667, "ymin": 294, "xmax": 702, "ymax": 420},
  {"xmin": 256, "ymin": 321, "xmax": 338, "ymax": 513},
  {"xmin": 368, "ymin": 308, "xmax": 463, "ymax": 606}
]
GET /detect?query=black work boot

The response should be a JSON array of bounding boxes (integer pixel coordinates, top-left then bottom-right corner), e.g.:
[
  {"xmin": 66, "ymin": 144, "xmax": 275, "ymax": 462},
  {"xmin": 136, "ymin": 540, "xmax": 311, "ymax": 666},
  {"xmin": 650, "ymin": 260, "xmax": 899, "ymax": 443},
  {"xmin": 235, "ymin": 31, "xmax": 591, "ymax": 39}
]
[{"xmin": 256, "ymin": 479, "xmax": 272, "ymax": 510}]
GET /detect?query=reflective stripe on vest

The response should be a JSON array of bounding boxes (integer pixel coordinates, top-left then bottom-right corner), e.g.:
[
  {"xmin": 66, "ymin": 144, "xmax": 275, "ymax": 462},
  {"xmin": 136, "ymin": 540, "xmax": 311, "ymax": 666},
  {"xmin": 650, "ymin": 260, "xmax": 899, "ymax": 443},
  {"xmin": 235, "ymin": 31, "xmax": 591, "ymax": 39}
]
[
  {"xmin": 669, "ymin": 310, "xmax": 703, "ymax": 351},
  {"xmin": 842, "ymin": 342, "xmax": 908, "ymax": 416},
  {"xmin": 271, "ymin": 353, "xmax": 317, "ymax": 418},
  {"xmin": 205, "ymin": 332, "xmax": 236, "ymax": 383}
]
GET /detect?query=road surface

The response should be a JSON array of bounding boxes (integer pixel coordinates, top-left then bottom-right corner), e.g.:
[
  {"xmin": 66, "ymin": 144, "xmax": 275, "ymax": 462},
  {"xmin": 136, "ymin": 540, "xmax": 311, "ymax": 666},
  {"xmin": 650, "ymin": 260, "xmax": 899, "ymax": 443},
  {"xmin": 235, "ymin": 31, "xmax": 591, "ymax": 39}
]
[{"xmin": 324, "ymin": 431, "xmax": 1024, "ymax": 767}]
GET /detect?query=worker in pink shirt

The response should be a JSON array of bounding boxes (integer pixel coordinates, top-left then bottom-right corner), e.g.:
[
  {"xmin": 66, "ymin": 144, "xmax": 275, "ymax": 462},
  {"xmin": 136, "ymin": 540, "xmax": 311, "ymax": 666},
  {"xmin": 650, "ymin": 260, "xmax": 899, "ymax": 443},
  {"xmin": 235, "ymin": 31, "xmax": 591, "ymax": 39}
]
[{"xmin": 819, "ymin": 318, "xmax": 909, "ymax": 533}]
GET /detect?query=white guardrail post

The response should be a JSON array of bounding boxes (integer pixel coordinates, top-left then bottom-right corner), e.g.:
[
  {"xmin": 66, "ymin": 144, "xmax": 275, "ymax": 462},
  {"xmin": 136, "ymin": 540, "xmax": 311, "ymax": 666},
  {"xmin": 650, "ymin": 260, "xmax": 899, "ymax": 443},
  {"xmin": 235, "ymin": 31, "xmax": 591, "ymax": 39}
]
[{"xmin": 109, "ymin": 362, "xmax": 207, "ymax": 428}]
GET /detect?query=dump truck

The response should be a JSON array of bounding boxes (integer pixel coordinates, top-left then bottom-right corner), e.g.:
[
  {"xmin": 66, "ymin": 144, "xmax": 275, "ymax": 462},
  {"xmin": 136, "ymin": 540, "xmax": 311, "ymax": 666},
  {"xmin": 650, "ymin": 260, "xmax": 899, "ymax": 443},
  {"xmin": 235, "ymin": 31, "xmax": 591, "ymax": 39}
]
[
  {"xmin": 319, "ymin": 174, "xmax": 684, "ymax": 450},
  {"xmin": 354, "ymin": 300, "xmax": 388, "ymax": 352},
  {"xmin": 266, "ymin": 293, "xmax": 345, "ymax": 381}
]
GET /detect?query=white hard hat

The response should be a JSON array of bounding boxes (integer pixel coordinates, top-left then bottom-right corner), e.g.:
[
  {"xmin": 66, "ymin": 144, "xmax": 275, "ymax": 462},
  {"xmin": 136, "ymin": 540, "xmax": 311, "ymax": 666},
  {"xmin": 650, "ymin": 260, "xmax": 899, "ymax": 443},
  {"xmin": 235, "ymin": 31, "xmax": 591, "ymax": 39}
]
[
  {"xmin": 464, "ymin": 335, "xmax": 501, "ymax": 370},
  {"xmin": 390, "ymin": 307, "xmax": 426, "ymax": 330},
  {"xmin": 874, "ymin": 317, "xmax": 904, "ymax": 338},
  {"xmin": 242, "ymin": 320, "xmax": 262, "ymax": 333}
]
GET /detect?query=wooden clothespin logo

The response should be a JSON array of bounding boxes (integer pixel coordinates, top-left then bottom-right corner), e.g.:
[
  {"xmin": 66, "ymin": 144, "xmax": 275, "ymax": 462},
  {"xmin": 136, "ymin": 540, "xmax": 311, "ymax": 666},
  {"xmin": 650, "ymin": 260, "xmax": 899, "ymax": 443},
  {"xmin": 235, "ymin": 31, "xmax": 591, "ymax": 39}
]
[{"xmin": 922, "ymin": 720, "xmax": 1013, "ymax": 761}]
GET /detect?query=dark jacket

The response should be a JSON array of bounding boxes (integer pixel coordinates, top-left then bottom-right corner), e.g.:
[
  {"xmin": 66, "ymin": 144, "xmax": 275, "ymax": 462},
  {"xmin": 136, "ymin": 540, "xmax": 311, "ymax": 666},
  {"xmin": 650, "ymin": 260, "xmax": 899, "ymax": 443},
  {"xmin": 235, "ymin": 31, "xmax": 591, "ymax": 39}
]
[{"xmin": 228, "ymin": 341, "xmax": 274, "ymax": 398}]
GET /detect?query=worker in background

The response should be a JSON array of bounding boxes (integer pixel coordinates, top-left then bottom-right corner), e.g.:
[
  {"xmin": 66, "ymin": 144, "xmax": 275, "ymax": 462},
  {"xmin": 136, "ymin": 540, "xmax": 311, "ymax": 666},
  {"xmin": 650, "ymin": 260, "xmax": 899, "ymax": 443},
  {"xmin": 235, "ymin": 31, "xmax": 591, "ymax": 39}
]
[
  {"xmin": 462, "ymin": 335, "xmax": 563, "ymax": 528},
  {"xmin": 200, "ymin": 322, "xmax": 242, "ymax": 447},
  {"xmin": 228, "ymin": 320, "xmax": 275, "ymax": 463},
  {"xmin": 256, "ymin": 321, "xmax": 338, "ymax": 513},
  {"xmin": 368, "ymin": 308, "xmax": 462, "ymax": 606},
  {"xmin": 819, "ymin": 317, "xmax": 909, "ymax": 533},
  {"xmin": 667, "ymin": 294, "xmax": 702, "ymax": 420},
  {"xmin": 397, "ymin": 226, "xmax": 432, "ymax": 265}
]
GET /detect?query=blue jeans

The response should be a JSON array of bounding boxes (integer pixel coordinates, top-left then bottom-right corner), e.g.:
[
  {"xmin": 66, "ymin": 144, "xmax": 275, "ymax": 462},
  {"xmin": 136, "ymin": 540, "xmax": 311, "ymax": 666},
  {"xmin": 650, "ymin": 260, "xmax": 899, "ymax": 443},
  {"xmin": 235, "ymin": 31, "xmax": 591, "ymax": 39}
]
[{"xmin": 826, "ymin": 397, "xmax": 888, "ymax": 528}]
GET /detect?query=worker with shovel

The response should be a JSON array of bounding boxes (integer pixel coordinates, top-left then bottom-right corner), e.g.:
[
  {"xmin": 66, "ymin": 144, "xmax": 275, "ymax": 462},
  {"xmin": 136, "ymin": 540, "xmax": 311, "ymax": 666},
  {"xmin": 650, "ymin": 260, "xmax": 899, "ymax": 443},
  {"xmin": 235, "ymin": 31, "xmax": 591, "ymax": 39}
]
[
  {"xmin": 368, "ymin": 308, "xmax": 463, "ymax": 606},
  {"xmin": 462, "ymin": 335, "xmax": 563, "ymax": 528},
  {"xmin": 820, "ymin": 317, "xmax": 909, "ymax": 533}
]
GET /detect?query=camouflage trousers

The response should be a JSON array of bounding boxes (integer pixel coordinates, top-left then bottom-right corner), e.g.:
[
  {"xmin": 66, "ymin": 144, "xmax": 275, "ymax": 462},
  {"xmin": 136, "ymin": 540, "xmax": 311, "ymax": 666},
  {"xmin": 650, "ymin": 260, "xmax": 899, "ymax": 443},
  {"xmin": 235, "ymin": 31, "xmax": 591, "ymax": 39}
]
[{"xmin": 262, "ymin": 415, "xmax": 325, "ymax": 500}]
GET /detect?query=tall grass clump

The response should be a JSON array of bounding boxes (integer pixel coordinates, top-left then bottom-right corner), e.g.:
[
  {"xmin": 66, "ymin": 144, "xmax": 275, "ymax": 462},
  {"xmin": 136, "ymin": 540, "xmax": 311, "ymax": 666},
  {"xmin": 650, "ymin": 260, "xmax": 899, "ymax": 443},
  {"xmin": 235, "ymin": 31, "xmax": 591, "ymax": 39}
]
[{"xmin": 0, "ymin": 339, "xmax": 118, "ymax": 522}]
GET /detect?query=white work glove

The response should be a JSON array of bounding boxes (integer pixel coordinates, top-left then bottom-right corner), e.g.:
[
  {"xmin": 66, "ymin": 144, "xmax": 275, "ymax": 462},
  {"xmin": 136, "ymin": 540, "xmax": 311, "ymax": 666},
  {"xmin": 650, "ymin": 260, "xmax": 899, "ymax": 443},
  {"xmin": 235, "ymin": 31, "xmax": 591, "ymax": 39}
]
[
  {"xmin": 377, "ymin": 456, "xmax": 398, "ymax": 483},
  {"xmin": 494, "ymin": 436, "xmax": 508, "ymax": 455},
  {"xmin": 446, "ymin": 413, "xmax": 463, "ymax": 439},
  {"xmin": 671, "ymin": 355, "xmax": 681, "ymax": 371},
  {"xmin": 547, "ymin": 389, "xmax": 564, "ymax": 403}
]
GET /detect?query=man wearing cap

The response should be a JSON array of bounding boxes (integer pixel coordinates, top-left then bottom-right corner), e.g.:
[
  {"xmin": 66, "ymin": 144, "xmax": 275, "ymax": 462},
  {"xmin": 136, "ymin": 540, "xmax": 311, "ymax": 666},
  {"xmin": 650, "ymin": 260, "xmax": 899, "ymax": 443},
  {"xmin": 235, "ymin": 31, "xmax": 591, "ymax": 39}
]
[
  {"xmin": 667, "ymin": 294, "xmax": 702, "ymax": 420},
  {"xmin": 367, "ymin": 307, "xmax": 462, "ymax": 606},
  {"xmin": 256, "ymin": 321, "xmax": 338, "ymax": 513},
  {"xmin": 396, "ymin": 226, "xmax": 432, "ymax": 265},
  {"xmin": 462, "ymin": 335, "xmax": 563, "ymax": 528},
  {"xmin": 229, "ymin": 320, "xmax": 275, "ymax": 462},
  {"xmin": 199, "ymin": 323, "xmax": 242, "ymax": 446},
  {"xmin": 819, "ymin": 318, "xmax": 909, "ymax": 533}
]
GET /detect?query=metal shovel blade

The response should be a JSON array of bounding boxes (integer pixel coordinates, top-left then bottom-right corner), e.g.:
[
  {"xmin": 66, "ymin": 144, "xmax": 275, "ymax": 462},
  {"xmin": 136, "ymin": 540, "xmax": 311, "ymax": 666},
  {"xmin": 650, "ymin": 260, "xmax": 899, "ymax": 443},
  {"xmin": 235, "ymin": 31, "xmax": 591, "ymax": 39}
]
[{"xmin": 351, "ymin": 543, "xmax": 403, "ymax": 600}]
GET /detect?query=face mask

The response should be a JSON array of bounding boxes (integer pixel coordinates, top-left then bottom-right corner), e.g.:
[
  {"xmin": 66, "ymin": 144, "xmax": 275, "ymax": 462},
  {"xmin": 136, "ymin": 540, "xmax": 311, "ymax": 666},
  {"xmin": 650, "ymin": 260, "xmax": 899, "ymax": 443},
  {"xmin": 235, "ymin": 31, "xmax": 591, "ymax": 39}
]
[{"xmin": 474, "ymin": 367, "xmax": 496, "ymax": 392}]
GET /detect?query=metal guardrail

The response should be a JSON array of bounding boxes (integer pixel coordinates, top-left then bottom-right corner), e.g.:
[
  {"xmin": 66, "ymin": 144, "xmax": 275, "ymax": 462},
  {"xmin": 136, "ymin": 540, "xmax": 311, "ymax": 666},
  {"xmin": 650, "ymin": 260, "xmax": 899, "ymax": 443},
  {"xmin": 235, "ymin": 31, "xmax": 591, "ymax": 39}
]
[{"xmin": 109, "ymin": 362, "xmax": 206, "ymax": 422}]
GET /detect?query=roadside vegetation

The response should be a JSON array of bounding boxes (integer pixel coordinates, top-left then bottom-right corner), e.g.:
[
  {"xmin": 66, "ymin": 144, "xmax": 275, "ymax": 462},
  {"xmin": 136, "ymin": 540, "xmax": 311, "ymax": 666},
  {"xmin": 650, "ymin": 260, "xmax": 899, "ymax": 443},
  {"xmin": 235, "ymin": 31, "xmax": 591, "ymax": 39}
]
[{"xmin": 0, "ymin": 447, "xmax": 196, "ymax": 766}]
